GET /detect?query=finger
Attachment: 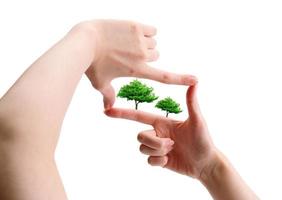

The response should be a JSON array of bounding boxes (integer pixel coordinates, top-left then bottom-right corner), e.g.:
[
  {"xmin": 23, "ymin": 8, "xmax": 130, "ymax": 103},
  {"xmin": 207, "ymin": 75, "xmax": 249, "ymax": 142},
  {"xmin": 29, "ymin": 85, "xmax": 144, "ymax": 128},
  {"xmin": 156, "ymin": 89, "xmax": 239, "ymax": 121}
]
[
  {"xmin": 144, "ymin": 37, "xmax": 157, "ymax": 49},
  {"xmin": 138, "ymin": 130, "xmax": 174, "ymax": 149},
  {"xmin": 136, "ymin": 64, "xmax": 198, "ymax": 86},
  {"xmin": 146, "ymin": 49, "xmax": 159, "ymax": 62},
  {"xmin": 186, "ymin": 84, "xmax": 202, "ymax": 121},
  {"xmin": 100, "ymin": 84, "xmax": 115, "ymax": 110},
  {"xmin": 105, "ymin": 108, "xmax": 166, "ymax": 125},
  {"xmin": 148, "ymin": 156, "xmax": 168, "ymax": 167},
  {"xmin": 142, "ymin": 24, "xmax": 157, "ymax": 37},
  {"xmin": 140, "ymin": 143, "xmax": 173, "ymax": 156},
  {"xmin": 138, "ymin": 130, "xmax": 158, "ymax": 148}
]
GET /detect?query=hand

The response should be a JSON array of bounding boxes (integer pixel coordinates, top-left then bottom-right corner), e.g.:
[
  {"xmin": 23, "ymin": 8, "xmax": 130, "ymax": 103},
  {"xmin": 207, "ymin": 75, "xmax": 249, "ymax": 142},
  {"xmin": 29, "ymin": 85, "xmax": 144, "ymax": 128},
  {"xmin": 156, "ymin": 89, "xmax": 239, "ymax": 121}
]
[
  {"xmin": 105, "ymin": 85, "xmax": 217, "ymax": 179},
  {"xmin": 82, "ymin": 20, "xmax": 197, "ymax": 109}
]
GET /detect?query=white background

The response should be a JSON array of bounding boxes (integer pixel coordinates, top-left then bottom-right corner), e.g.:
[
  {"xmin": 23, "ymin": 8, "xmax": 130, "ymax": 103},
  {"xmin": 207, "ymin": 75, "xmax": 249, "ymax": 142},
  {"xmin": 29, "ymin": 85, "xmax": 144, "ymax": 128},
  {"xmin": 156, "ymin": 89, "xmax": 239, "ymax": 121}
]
[{"xmin": 0, "ymin": 0, "xmax": 282, "ymax": 199}]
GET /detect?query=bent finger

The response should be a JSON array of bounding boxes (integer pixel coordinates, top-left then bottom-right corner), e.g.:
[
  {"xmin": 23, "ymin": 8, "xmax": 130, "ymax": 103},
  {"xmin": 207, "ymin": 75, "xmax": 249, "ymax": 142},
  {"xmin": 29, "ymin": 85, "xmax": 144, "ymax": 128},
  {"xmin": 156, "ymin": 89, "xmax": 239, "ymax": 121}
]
[
  {"xmin": 148, "ymin": 156, "xmax": 168, "ymax": 167},
  {"xmin": 138, "ymin": 130, "xmax": 174, "ymax": 149},
  {"xmin": 142, "ymin": 24, "xmax": 157, "ymax": 37},
  {"xmin": 140, "ymin": 143, "xmax": 173, "ymax": 156},
  {"xmin": 144, "ymin": 37, "xmax": 157, "ymax": 49}
]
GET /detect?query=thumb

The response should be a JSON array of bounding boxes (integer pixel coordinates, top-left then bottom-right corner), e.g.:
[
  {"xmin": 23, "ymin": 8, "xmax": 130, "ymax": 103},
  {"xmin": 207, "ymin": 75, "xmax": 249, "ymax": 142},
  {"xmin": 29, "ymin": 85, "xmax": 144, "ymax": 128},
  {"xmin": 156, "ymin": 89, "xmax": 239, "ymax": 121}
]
[
  {"xmin": 186, "ymin": 84, "xmax": 202, "ymax": 121},
  {"xmin": 100, "ymin": 84, "xmax": 115, "ymax": 110}
]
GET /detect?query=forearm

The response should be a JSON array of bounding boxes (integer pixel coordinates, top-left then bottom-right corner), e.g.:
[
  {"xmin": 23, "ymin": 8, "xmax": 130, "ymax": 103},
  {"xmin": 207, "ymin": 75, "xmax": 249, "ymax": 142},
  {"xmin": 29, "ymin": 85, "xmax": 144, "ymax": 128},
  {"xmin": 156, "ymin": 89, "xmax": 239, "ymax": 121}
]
[
  {"xmin": 200, "ymin": 151, "xmax": 259, "ymax": 200},
  {"xmin": 0, "ymin": 22, "xmax": 96, "ymax": 152},
  {"xmin": 0, "ymin": 22, "xmax": 96, "ymax": 199},
  {"xmin": 0, "ymin": 148, "xmax": 66, "ymax": 200}
]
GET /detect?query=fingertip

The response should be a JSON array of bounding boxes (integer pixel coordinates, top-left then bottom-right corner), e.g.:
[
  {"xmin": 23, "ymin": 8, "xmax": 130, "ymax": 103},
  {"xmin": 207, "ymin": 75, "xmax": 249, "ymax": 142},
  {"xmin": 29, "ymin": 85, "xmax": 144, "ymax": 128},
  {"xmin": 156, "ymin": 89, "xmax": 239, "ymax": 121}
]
[
  {"xmin": 182, "ymin": 75, "xmax": 198, "ymax": 85},
  {"xmin": 148, "ymin": 156, "xmax": 156, "ymax": 166},
  {"xmin": 104, "ymin": 108, "xmax": 117, "ymax": 117}
]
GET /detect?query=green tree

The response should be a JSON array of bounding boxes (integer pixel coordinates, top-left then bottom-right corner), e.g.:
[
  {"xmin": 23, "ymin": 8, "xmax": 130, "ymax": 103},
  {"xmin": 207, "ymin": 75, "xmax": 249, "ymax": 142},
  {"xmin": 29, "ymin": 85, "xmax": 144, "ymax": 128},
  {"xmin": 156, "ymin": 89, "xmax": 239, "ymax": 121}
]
[
  {"xmin": 155, "ymin": 97, "xmax": 182, "ymax": 117},
  {"xmin": 117, "ymin": 80, "xmax": 158, "ymax": 110}
]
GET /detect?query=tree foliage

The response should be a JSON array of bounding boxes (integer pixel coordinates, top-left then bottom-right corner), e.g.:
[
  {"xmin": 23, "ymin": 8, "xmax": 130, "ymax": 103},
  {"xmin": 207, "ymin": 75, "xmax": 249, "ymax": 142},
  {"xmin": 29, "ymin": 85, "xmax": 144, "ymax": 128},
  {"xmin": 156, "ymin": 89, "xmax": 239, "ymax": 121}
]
[
  {"xmin": 155, "ymin": 97, "xmax": 182, "ymax": 117},
  {"xmin": 117, "ymin": 80, "xmax": 158, "ymax": 110}
]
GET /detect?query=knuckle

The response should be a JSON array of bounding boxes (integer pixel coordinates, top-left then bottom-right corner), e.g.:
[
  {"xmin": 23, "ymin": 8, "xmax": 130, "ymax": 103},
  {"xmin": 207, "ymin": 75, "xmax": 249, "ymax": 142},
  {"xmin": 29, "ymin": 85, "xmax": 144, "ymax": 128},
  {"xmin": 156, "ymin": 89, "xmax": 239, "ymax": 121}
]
[
  {"xmin": 135, "ymin": 113, "xmax": 143, "ymax": 122},
  {"xmin": 129, "ymin": 22, "xmax": 140, "ymax": 34},
  {"xmin": 159, "ymin": 140, "xmax": 166, "ymax": 149},
  {"xmin": 94, "ymin": 80, "xmax": 108, "ymax": 91},
  {"xmin": 128, "ymin": 68, "xmax": 136, "ymax": 76},
  {"xmin": 161, "ymin": 73, "xmax": 170, "ymax": 83}
]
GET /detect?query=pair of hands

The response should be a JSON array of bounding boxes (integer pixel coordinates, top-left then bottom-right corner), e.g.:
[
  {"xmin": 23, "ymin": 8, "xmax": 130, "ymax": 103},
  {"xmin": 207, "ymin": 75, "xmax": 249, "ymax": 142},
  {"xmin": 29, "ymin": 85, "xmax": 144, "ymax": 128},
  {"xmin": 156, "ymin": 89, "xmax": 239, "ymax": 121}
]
[{"xmin": 83, "ymin": 19, "xmax": 217, "ymax": 179}]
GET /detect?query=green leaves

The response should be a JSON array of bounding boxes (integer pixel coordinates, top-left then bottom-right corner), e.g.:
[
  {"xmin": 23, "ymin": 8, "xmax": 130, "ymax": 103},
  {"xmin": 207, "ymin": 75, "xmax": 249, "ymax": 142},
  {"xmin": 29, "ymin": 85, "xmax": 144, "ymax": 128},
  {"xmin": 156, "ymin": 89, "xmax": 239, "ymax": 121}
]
[
  {"xmin": 117, "ymin": 79, "xmax": 182, "ymax": 116},
  {"xmin": 117, "ymin": 80, "xmax": 158, "ymax": 110},
  {"xmin": 155, "ymin": 97, "xmax": 182, "ymax": 117}
]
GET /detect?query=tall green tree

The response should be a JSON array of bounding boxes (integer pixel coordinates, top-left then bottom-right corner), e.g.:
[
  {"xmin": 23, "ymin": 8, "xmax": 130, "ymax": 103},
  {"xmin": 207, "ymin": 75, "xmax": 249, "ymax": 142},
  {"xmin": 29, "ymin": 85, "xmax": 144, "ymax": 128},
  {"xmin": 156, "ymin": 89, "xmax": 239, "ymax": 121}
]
[
  {"xmin": 155, "ymin": 97, "xmax": 182, "ymax": 117},
  {"xmin": 117, "ymin": 80, "xmax": 158, "ymax": 110}
]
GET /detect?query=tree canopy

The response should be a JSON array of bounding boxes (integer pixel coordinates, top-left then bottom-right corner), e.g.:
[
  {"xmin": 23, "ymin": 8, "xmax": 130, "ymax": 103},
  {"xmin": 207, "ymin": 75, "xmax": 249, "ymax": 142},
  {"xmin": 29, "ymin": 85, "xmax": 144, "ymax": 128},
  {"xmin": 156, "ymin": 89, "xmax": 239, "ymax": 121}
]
[
  {"xmin": 117, "ymin": 79, "xmax": 158, "ymax": 110},
  {"xmin": 155, "ymin": 97, "xmax": 182, "ymax": 117}
]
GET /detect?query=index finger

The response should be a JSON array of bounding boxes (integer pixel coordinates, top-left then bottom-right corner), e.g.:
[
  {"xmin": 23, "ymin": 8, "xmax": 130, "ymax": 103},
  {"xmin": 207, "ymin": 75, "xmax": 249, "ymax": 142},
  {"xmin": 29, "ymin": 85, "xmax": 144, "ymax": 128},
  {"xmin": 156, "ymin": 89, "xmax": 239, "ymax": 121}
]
[
  {"xmin": 105, "ymin": 107, "xmax": 165, "ymax": 125},
  {"xmin": 136, "ymin": 64, "xmax": 198, "ymax": 86}
]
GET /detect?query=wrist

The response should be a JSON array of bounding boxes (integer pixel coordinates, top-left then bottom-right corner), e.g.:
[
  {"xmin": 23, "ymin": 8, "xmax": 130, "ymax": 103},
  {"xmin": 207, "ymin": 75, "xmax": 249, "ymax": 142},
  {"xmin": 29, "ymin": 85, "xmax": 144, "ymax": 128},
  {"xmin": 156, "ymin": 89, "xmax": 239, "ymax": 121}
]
[
  {"xmin": 199, "ymin": 149, "xmax": 227, "ymax": 185},
  {"xmin": 68, "ymin": 21, "xmax": 99, "ymax": 66},
  {"xmin": 198, "ymin": 148, "xmax": 259, "ymax": 199}
]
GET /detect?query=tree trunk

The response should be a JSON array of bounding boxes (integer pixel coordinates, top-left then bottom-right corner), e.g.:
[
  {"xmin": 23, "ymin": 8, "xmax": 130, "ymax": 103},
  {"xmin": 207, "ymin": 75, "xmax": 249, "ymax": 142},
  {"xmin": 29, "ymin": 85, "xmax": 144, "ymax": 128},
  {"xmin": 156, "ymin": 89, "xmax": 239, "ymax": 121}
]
[
  {"xmin": 166, "ymin": 112, "xmax": 169, "ymax": 117},
  {"xmin": 135, "ymin": 101, "xmax": 138, "ymax": 110}
]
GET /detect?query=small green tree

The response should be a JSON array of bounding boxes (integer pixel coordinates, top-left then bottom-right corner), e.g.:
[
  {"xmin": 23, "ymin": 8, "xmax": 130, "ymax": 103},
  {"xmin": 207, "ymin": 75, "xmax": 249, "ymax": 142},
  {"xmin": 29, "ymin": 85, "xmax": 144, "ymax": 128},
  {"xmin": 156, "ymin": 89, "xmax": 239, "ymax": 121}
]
[
  {"xmin": 155, "ymin": 97, "xmax": 182, "ymax": 117},
  {"xmin": 117, "ymin": 80, "xmax": 158, "ymax": 110}
]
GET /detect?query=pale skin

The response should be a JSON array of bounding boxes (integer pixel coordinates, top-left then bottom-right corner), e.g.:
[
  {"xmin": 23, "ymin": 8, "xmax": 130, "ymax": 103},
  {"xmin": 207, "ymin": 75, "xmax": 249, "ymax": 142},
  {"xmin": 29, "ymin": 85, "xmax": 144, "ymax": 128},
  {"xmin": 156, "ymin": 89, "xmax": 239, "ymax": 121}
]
[
  {"xmin": 105, "ymin": 85, "xmax": 259, "ymax": 200},
  {"xmin": 0, "ymin": 19, "xmax": 257, "ymax": 199},
  {"xmin": 0, "ymin": 19, "xmax": 196, "ymax": 200}
]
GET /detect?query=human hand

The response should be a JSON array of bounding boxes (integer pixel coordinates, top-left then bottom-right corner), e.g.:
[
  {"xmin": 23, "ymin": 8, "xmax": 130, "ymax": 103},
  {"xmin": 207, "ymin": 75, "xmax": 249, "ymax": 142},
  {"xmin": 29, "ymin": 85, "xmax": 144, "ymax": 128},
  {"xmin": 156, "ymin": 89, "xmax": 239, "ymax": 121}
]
[
  {"xmin": 82, "ymin": 20, "xmax": 197, "ymax": 109},
  {"xmin": 105, "ymin": 85, "xmax": 217, "ymax": 179}
]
